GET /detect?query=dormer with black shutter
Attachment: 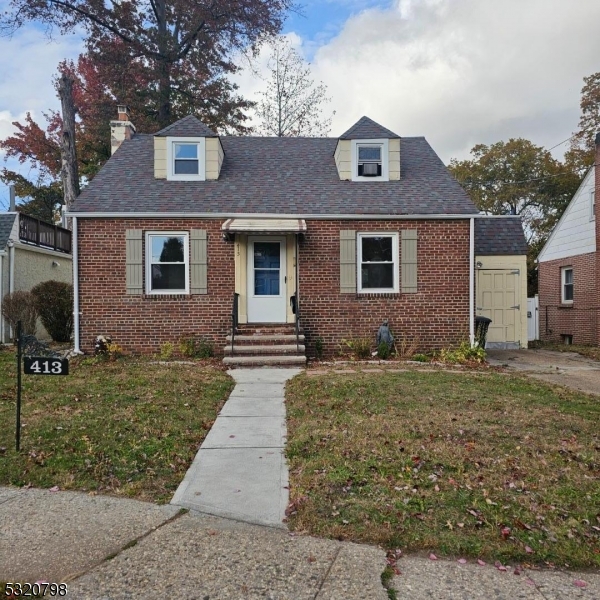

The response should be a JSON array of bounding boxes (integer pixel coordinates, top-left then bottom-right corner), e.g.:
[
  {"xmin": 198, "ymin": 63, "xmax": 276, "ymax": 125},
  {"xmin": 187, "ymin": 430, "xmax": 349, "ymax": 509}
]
[
  {"xmin": 153, "ymin": 115, "xmax": 224, "ymax": 181},
  {"xmin": 334, "ymin": 116, "xmax": 401, "ymax": 182}
]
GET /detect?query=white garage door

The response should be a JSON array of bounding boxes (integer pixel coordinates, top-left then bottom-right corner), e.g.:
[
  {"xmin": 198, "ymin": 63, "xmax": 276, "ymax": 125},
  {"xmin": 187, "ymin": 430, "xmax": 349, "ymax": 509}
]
[{"xmin": 476, "ymin": 269, "xmax": 521, "ymax": 348}]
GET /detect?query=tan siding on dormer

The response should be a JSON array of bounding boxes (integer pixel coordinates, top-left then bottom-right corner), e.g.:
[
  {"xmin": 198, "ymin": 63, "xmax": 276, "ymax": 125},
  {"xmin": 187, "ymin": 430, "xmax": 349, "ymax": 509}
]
[
  {"xmin": 206, "ymin": 137, "xmax": 224, "ymax": 180},
  {"xmin": 218, "ymin": 140, "xmax": 224, "ymax": 172},
  {"xmin": 154, "ymin": 137, "xmax": 167, "ymax": 179},
  {"xmin": 389, "ymin": 138, "xmax": 401, "ymax": 181},
  {"xmin": 334, "ymin": 140, "xmax": 351, "ymax": 180}
]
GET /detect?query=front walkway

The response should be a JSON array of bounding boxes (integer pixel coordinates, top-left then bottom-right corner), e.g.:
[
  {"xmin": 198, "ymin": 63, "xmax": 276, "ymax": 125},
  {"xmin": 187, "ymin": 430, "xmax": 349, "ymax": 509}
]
[{"xmin": 171, "ymin": 368, "xmax": 301, "ymax": 527}]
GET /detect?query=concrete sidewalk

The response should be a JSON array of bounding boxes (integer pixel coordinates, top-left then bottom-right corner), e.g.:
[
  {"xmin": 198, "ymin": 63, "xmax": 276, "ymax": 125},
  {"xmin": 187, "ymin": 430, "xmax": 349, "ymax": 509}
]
[
  {"xmin": 0, "ymin": 487, "xmax": 387, "ymax": 599},
  {"xmin": 2, "ymin": 487, "xmax": 599, "ymax": 599},
  {"xmin": 171, "ymin": 368, "xmax": 300, "ymax": 527}
]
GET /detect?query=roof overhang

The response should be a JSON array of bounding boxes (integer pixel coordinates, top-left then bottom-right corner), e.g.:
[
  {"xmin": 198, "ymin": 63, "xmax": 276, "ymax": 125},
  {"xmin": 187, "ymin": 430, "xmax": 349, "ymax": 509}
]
[{"xmin": 221, "ymin": 218, "xmax": 307, "ymax": 240}]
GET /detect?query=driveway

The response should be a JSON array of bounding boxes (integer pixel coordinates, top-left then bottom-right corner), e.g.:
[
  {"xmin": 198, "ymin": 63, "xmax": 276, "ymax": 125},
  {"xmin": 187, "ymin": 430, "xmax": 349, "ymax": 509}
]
[{"xmin": 486, "ymin": 348, "xmax": 600, "ymax": 396}]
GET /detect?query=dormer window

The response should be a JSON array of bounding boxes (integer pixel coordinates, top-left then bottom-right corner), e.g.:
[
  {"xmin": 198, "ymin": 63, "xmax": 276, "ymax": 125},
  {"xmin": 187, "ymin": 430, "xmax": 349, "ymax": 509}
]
[
  {"xmin": 166, "ymin": 137, "xmax": 205, "ymax": 181},
  {"xmin": 351, "ymin": 139, "xmax": 388, "ymax": 181},
  {"xmin": 358, "ymin": 145, "xmax": 382, "ymax": 177}
]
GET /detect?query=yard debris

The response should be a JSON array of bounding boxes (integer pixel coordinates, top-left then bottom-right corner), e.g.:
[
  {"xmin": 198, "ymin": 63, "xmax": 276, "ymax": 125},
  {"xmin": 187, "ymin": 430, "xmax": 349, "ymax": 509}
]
[
  {"xmin": 573, "ymin": 580, "xmax": 587, "ymax": 588},
  {"xmin": 429, "ymin": 553, "xmax": 438, "ymax": 560}
]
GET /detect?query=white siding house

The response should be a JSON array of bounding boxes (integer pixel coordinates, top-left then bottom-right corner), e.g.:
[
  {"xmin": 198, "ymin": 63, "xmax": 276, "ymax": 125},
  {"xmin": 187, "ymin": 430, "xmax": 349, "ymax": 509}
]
[{"xmin": 538, "ymin": 168, "xmax": 596, "ymax": 263}]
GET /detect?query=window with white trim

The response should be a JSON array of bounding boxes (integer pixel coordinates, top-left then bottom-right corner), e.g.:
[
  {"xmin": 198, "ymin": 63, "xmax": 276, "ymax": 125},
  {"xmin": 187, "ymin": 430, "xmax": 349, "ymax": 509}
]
[
  {"xmin": 145, "ymin": 232, "xmax": 189, "ymax": 294},
  {"xmin": 561, "ymin": 266, "xmax": 573, "ymax": 304},
  {"xmin": 357, "ymin": 233, "xmax": 399, "ymax": 292},
  {"xmin": 166, "ymin": 137, "xmax": 205, "ymax": 180},
  {"xmin": 351, "ymin": 139, "xmax": 389, "ymax": 181}
]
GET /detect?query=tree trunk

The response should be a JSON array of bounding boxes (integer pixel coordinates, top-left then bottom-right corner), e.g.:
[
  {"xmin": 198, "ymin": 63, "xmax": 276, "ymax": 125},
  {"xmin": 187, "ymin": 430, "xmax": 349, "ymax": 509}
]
[
  {"xmin": 155, "ymin": 0, "xmax": 171, "ymax": 128},
  {"xmin": 58, "ymin": 73, "xmax": 80, "ymax": 215}
]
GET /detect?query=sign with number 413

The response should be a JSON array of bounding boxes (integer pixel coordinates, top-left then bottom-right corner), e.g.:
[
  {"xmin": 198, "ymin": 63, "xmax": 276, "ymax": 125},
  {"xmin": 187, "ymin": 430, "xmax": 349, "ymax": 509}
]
[{"xmin": 24, "ymin": 357, "xmax": 69, "ymax": 376}]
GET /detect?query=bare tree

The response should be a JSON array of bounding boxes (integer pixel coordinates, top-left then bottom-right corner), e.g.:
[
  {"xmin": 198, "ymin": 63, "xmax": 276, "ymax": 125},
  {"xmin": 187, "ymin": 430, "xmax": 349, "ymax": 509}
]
[{"xmin": 255, "ymin": 37, "xmax": 334, "ymax": 137}]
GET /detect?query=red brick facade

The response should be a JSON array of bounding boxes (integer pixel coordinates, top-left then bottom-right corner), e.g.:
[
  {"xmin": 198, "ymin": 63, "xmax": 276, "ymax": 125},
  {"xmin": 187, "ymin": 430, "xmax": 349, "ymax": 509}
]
[
  {"xmin": 538, "ymin": 252, "xmax": 597, "ymax": 345},
  {"xmin": 538, "ymin": 135, "xmax": 600, "ymax": 347},
  {"xmin": 77, "ymin": 217, "xmax": 471, "ymax": 356}
]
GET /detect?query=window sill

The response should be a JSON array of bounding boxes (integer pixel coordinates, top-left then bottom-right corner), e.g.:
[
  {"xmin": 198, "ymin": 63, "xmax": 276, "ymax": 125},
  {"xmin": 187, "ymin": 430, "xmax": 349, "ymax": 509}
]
[
  {"xmin": 558, "ymin": 303, "xmax": 573, "ymax": 309},
  {"xmin": 142, "ymin": 293, "xmax": 192, "ymax": 301},
  {"xmin": 356, "ymin": 291, "xmax": 399, "ymax": 299}
]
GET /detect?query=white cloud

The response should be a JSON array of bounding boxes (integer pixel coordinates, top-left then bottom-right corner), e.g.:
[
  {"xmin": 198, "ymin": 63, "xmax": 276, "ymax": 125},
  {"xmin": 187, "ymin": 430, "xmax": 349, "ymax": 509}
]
[
  {"xmin": 307, "ymin": 0, "xmax": 600, "ymax": 161},
  {"xmin": 0, "ymin": 26, "xmax": 83, "ymax": 119},
  {"xmin": 234, "ymin": 0, "xmax": 600, "ymax": 163}
]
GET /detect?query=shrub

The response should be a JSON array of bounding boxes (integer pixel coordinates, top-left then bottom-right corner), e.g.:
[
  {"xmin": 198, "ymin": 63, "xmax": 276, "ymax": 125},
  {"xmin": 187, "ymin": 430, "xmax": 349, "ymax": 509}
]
[
  {"xmin": 411, "ymin": 353, "xmax": 430, "ymax": 363},
  {"xmin": 159, "ymin": 341, "xmax": 175, "ymax": 360},
  {"xmin": 2, "ymin": 291, "xmax": 38, "ymax": 337},
  {"xmin": 179, "ymin": 336, "xmax": 214, "ymax": 358},
  {"xmin": 377, "ymin": 341, "xmax": 391, "ymax": 360},
  {"xmin": 94, "ymin": 335, "xmax": 124, "ymax": 361},
  {"xmin": 438, "ymin": 341, "xmax": 486, "ymax": 364},
  {"xmin": 30, "ymin": 281, "xmax": 73, "ymax": 342},
  {"xmin": 396, "ymin": 335, "xmax": 419, "ymax": 359},
  {"xmin": 315, "ymin": 337, "xmax": 324, "ymax": 360},
  {"xmin": 341, "ymin": 337, "xmax": 372, "ymax": 359}
]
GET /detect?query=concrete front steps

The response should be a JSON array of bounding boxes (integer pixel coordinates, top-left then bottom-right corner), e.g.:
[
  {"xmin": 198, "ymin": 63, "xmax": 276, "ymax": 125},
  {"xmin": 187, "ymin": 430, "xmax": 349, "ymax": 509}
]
[{"xmin": 223, "ymin": 324, "xmax": 306, "ymax": 367}]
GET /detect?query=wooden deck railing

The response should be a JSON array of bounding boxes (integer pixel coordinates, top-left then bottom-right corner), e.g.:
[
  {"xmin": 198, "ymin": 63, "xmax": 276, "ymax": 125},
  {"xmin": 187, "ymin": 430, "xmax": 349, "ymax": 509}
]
[{"xmin": 18, "ymin": 214, "xmax": 72, "ymax": 254}]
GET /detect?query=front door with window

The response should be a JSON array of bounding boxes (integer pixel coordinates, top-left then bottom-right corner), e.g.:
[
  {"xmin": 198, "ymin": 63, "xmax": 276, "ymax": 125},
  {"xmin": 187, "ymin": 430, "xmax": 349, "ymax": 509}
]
[{"xmin": 247, "ymin": 237, "xmax": 287, "ymax": 323}]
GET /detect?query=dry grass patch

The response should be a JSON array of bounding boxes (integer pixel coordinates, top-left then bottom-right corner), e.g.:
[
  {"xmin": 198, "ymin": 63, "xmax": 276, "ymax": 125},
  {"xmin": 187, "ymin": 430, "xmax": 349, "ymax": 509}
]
[
  {"xmin": 285, "ymin": 371, "xmax": 600, "ymax": 568},
  {"xmin": 530, "ymin": 341, "xmax": 600, "ymax": 362},
  {"xmin": 0, "ymin": 348, "xmax": 233, "ymax": 503}
]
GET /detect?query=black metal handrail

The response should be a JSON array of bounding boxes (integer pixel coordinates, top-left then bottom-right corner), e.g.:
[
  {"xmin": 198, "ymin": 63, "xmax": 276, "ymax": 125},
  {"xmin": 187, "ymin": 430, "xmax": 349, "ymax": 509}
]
[
  {"xmin": 19, "ymin": 213, "xmax": 72, "ymax": 254},
  {"xmin": 292, "ymin": 292, "xmax": 300, "ymax": 352},
  {"xmin": 231, "ymin": 293, "xmax": 239, "ymax": 356}
]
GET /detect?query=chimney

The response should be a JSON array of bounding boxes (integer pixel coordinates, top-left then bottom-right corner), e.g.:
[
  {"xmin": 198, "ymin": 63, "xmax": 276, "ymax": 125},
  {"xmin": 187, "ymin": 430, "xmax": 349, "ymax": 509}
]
[
  {"xmin": 9, "ymin": 184, "xmax": 15, "ymax": 211},
  {"xmin": 110, "ymin": 105, "xmax": 136, "ymax": 155}
]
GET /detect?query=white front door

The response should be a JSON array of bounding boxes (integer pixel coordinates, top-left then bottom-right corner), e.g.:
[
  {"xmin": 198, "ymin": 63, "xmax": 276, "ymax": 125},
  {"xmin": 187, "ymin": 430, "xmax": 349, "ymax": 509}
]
[{"xmin": 247, "ymin": 237, "xmax": 287, "ymax": 323}]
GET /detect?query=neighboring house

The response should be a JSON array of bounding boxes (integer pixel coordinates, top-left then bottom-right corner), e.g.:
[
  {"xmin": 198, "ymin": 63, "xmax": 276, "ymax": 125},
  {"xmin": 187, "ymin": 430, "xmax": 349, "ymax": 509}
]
[
  {"xmin": 67, "ymin": 107, "xmax": 527, "ymax": 362},
  {"xmin": 538, "ymin": 136, "xmax": 599, "ymax": 345},
  {"xmin": 0, "ymin": 208, "xmax": 73, "ymax": 342},
  {"xmin": 475, "ymin": 217, "xmax": 528, "ymax": 349}
]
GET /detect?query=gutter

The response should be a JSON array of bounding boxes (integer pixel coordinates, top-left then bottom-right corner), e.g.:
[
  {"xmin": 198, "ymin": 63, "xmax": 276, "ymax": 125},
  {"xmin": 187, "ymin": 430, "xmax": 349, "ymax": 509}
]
[
  {"xmin": 72, "ymin": 217, "xmax": 82, "ymax": 354},
  {"xmin": 469, "ymin": 217, "xmax": 475, "ymax": 347},
  {"xmin": 66, "ymin": 211, "xmax": 488, "ymax": 220}
]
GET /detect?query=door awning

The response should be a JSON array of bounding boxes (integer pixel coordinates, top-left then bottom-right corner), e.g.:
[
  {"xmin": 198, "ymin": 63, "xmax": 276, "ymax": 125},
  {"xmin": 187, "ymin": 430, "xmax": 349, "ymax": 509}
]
[{"xmin": 221, "ymin": 218, "xmax": 307, "ymax": 235}]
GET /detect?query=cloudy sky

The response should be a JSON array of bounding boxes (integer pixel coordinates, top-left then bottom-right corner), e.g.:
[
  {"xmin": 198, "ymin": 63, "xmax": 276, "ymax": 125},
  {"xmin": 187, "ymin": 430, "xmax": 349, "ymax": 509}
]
[{"xmin": 1, "ymin": 0, "xmax": 599, "ymax": 207}]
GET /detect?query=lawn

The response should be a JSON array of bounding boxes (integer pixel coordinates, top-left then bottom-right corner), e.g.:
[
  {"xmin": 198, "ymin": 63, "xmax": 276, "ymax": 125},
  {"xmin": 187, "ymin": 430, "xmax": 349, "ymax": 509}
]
[
  {"xmin": 0, "ymin": 348, "xmax": 233, "ymax": 503},
  {"xmin": 285, "ymin": 370, "xmax": 600, "ymax": 568}
]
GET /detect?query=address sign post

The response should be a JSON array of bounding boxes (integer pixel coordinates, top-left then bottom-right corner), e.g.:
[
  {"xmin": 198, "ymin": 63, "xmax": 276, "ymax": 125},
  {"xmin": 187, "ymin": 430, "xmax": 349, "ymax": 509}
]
[{"xmin": 15, "ymin": 320, "xmax": 69, "ymax": 451}]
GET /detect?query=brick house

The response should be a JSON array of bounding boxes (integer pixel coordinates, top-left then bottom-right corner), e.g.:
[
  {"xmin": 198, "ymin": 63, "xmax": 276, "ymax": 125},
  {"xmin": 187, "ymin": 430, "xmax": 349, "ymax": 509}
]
[
  {"xmin": 537, "ymin": 134, "xmax": 600, "ymax": 346},
  {"xmin": 67, "ymin": 109, "xmax": 527, "ymax": 362}
]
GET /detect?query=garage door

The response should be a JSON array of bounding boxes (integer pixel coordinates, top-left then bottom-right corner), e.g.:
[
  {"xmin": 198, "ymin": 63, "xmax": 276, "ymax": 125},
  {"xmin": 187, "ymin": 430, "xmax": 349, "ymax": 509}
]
[{"xmin": 476, "ymin": 269, "xmax": 520, "ymax": 348}]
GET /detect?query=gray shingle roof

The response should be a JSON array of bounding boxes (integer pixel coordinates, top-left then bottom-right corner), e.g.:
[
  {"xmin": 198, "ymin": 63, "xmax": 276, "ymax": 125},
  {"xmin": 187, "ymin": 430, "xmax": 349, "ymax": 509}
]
[
  {"xmin": 71, "ymin": 133, "xmax": 477, "ymax": 216},
  {"xmin": 475, "ymin": 217, "xmax": 527, "ymax": 255},
  {"xmin": 0, "ymin": 213, "xmax": 16, "ymax": 249},
  {"xmin": 155, "ymin": 115, "xmax": 218, "ymax": 138},
  {"xmin": 339, "ymin": 116, "xmax": 400, "ymax": 140}
]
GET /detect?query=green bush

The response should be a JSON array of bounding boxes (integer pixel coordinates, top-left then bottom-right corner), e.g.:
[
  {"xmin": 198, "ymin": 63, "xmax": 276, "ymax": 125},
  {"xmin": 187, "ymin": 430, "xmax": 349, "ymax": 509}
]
[
  {"xmin": 179, "ymin": 336, "xmax": 214, "ymax": 359},
  {"xmin": 341, "ymin": 337, "xmax": 372, "ymax": 359},
  {"xmin": 377, "ymin": 341, "xmax": 391, "ymax": 359},
  {"xmin": 438, "ymin": 341, "xmax": 486, "ymax": 364},
  {"xmin": 315, "ymin": 337, "xmax": 324, "ymax": 360},
  {"xmin": 30, "ymin": 281, "xmax": 73, "ymax": 342},
  {"xmin": 1, "ymin": 290, "xmax": 38, "ymax": 337}
]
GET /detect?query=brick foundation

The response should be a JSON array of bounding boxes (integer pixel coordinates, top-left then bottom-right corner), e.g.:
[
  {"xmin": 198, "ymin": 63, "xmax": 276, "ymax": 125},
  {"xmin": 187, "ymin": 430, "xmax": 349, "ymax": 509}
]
[{"xmin": 77, "ymin": 218, "xmax": 471, "ymax": 356}]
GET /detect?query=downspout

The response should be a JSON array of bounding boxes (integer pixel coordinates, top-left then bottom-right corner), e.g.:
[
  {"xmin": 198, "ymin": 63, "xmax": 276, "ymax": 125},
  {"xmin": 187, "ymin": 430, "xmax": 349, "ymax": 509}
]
[
  {"xmin": 0, "ymin": 251, "xmax": 5, "ymax": 343},
  {"xmin": 469, "ymin": 217, "xmax": 475, "ymax": 346},
  {"xmin": 7, "ymin": 239, "xmax": 15, "ymax": 339},
  {"xmin": 72, "ymin": 217, "xmax": 82, "ymax": 353}
]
